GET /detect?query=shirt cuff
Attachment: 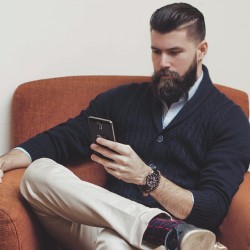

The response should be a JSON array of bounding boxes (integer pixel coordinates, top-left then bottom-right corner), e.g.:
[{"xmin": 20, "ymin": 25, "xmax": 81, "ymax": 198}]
[
  {"xmin": 14, "ymin": 147, "xmax": 32, "ymax": 162},
  {"xmin": 191, "ymin": 193, "xmax": 194, "ymax": 203}
]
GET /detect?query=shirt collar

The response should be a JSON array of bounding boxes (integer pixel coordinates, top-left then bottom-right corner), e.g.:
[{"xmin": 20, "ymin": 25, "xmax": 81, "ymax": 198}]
[{"xmin": 161, "ymin": 71, "xmax": 204, "ymax": 108}]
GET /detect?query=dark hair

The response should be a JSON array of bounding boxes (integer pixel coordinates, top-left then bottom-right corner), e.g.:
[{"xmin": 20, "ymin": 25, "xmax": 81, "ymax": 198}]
[{"xmin": 150, "ymin": 3, "xmax": 206, "ymax": 43}]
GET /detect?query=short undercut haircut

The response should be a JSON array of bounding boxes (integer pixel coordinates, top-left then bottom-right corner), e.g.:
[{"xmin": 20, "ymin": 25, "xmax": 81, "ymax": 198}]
[{"xmin": 150, "ymin": 3, "xmax": 206, "ymax": 43}]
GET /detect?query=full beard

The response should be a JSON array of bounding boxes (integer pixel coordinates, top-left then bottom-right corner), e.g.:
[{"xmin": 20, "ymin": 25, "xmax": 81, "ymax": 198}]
[{"xmin": 151, "ymin": 57, "xmax": 198, "ymax": 107}]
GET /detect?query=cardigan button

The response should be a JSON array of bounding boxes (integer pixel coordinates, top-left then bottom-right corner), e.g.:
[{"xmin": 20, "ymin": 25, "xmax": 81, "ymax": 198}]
[{"xmin": 157, "ymin": 135, "xmax": 164, "ymax": 142}]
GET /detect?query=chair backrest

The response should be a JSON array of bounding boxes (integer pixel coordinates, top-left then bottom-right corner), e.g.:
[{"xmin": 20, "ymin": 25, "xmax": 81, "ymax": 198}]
[
  {"xmin": 11, "ymin": 75, "xmax": 249, "ymax": 185},
  {"xmin": 214, "ymin": 84, "xmax": 249, "ymax": 118}
]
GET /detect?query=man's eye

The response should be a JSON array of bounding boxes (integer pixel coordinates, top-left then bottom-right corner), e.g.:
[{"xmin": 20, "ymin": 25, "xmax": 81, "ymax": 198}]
[
  {"xmin": 169, "ymin": 50, "xmax": 181, "ymax": 56},
  {"xmin": 152, "ymin": 50, "xmax": 161, "ymax": 55}
]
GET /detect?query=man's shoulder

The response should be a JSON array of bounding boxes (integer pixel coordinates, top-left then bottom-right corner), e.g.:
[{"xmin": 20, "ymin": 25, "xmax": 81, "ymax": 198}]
[
  {"xmin": 209, "ymin": 85, "xmax": 243, "ymax": 112},
  {"xmin": 99, "ymin": 81, "xmax": 152, "ymax": 99},
  {"xmin": 203, "ymin": 85, "xmax": 249, "ymax": 127},
  {"xmin": 110, "ymin": 81, "xmax": 151, "ymax": 93},
  {"xmin": 89, "ymin": 81, "xmax": 153, "ymax": 112}
]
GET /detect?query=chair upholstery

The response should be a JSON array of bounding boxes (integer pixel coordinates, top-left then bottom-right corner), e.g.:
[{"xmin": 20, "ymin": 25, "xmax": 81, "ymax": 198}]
[{"xmin": 0, "ymin": 75, "xmax": 249, "ymax": 249}]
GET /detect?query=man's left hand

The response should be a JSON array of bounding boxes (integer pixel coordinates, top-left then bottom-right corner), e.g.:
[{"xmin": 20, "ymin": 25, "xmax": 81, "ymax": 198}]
[{"xmin": 90, "ymin": 138, "xmax": 151, "ymax": 185}]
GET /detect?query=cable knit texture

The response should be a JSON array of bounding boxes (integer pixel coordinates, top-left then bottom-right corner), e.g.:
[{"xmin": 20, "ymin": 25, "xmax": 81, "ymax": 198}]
[{"xmin": 19, "ymin": 66, "xmax": 250, "ymax": 231}]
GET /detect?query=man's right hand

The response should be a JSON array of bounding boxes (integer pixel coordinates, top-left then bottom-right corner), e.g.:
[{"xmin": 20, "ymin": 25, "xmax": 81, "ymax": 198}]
[
  {"xmin": 0, "ymin": 149, "xmax": 32, "ymax": 183},
  {"xmin": 0, "ymin": 169, "xmax": 3, "ymax": 183}
]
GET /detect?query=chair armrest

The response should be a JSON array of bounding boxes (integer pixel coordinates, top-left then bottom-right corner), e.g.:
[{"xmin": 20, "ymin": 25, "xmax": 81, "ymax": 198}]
[
  {"xmin": 0, "ymin": 160, "xmax": 106, "ymax": 250},
  {"xmin": 217, "ymin": 172, "xmax": 250, "ymax": 250},
  {"xmin": 0, "ymin": 169, "xmax": 56, "ymax": 250}
]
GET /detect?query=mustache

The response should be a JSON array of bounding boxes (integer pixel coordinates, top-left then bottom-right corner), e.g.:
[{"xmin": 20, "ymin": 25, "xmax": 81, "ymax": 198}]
[{"xmin": 152, "ymin": 68, "xmax": 179, "ymax": 82}]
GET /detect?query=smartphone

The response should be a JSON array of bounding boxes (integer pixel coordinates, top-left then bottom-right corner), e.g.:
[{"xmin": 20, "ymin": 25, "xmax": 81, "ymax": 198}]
[{"xmin": 88, "ymin": 116, "xmax": 116, "ymax": 143}]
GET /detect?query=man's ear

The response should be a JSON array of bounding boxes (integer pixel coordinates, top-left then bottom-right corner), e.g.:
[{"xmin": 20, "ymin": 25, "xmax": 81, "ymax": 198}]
[{"xmin": 197, "ymin": 40, "xmax": 208, "ymax": 61}]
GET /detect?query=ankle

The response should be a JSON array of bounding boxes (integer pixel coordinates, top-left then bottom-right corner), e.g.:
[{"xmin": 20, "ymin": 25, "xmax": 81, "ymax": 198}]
[{"xmin": 143, "ymin": 214, "xmax": 185, "ymax": 246}]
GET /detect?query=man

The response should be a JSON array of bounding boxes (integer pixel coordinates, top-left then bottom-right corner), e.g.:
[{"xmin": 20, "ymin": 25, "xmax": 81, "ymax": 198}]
[{"xmin": 0, "ymin": 3, "xmax": 249, "ymax": 250}]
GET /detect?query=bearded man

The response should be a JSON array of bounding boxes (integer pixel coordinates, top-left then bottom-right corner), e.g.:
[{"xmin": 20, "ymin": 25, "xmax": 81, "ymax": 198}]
[{"xmin": 1, "ymin": 3, "xmax": 250, "ymax": 250}]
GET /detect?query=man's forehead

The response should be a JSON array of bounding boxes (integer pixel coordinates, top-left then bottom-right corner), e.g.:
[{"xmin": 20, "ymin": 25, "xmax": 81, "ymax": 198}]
[{"xmin": 150, "ymin": 29, "xmax": 191, "ymax": 49}]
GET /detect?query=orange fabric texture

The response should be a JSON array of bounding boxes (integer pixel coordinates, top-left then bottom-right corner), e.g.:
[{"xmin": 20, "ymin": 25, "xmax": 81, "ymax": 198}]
[{"xmin": 0, "ymin": 75, "xmax": 249, "ymax": 250}]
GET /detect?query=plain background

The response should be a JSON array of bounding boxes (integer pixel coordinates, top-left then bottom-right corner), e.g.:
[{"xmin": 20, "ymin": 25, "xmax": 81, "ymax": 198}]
[{"xmin": 0, "ymin": 0, "xmax": 249, "ymax": 155}]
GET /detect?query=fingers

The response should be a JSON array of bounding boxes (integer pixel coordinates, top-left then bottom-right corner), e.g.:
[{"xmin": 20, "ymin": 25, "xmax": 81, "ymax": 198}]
[
  {"xmin": 90, "ymin": 152, "xmax": 110, "ymax": 166},
  {"xmin": 90, "ymin": 153, "xmax": 122, "ymax": 179},
  {"xmin": 90, "ymin": 143, "xmax": 116, "ymax": 161},
  {"xmin": 90, "ymin": 138, "xmax": 146, "ymax": 184},
  {"xmin": 95, "ymin": 138, "xmax": 131, "ymax": 156},
  {"xmin": 90, "ymin": 151, "xmax": 117, "ymax": 171},
  {"xmin": 0, "ymin": 169, "xmax": 4, "ymax": 183}
]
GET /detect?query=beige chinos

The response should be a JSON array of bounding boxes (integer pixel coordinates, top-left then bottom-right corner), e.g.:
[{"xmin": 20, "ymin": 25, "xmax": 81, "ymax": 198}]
[{"xmin": 20, "ymin": 158, "xmax": 168, "ymax": 250}]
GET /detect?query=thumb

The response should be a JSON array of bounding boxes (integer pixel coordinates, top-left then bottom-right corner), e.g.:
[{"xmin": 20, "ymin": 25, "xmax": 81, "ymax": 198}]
[{"xmin": 0, "ymin": 169, "xmax": 4, "ymax": 183}]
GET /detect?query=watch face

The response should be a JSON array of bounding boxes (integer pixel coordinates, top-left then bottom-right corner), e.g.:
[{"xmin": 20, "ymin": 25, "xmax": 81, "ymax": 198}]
[
  {"xmin": 147, "ymin": 175, "xmax": 158, "ymax": 187},
  {"xmin": 141, "ymin": 169, "xmax": 161, "ymax": 193}
]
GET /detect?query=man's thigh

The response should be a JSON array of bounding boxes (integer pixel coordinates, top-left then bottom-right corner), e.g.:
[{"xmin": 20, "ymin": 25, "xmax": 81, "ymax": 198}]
[{"xmin": 21, "ymin": 158, "xmax": 167, "ymax": 249}]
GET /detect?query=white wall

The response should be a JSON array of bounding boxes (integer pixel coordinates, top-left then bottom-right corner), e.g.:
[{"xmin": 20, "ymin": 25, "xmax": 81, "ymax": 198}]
[{"xmin": 0, "ymin": 0, "xmax": 249, "ymax": 155}]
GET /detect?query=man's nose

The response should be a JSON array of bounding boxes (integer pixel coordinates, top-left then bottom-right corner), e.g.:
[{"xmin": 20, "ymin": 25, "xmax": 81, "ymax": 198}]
[{"xmin": 159, "ymin": 54, "xmax": 171, "ymax": 68}]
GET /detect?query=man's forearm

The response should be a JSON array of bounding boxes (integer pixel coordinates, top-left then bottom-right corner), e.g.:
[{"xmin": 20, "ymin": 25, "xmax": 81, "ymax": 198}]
[
  {"xmin": 90, "ymin": 138, "xmax": 194, "ymax": 219},
  {"xmin": 0, "ymin": 148, "xmax": 32, "ymax": 172},
  {"xmin": 150, "ymin": 176, "xmax": 193, "ymax": 220}
]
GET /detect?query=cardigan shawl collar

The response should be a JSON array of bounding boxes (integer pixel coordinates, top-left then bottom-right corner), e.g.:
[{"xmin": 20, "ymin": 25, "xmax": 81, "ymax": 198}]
[{"xmin": 152, "ymin": 65, "xmax": 215, "ymax": 132}]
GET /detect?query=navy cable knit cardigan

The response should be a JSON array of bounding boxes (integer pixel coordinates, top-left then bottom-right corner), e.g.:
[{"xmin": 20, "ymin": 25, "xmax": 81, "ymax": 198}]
[{"xmin": 19, "ymin": 66, "xmax": 250, "ymax": 231}]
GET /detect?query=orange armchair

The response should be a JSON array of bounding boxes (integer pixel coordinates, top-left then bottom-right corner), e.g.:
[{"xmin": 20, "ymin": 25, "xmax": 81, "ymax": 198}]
[{"xmin": 0, "ymin": 76, "xmax": 249, "ymax": 250}]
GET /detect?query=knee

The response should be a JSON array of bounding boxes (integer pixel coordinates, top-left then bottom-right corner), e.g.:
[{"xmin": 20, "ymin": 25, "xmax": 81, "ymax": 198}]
[{"xmin": 20, "ymin": 158, "xmax": 57, "ymax": 198}]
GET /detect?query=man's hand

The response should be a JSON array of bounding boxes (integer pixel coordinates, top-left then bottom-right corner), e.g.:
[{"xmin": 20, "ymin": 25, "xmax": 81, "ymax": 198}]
[
  {"xmin": 0, "ymin": 149, "xmax": 31, "ymax": 183},
  {"xmin": 91, "ymin": 137, "xmax": 193, "ymax": 219},
  {"xmin": 90, "ymin": 138, "xmax": 151, "ymax": 185},
  {"xmin": 0, "ymin": 169, "xmax": 3, "ymax": 183}
]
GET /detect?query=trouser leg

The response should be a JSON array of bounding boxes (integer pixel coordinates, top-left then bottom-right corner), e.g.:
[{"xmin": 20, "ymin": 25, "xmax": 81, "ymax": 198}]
[
  {"xmin": 39, "ymin": 215, "xmax": 101, "ymax": 250},
  {"xmin": 95, "ymin": 229, "xmax": 166, "ymax": 250},
  {"xmin": 20, "ymin": 158, "xmax": 169, "ymax": 250},
  {"xmin": 95, "ymin": 228, "xmax": 137, "ymax": 250}
]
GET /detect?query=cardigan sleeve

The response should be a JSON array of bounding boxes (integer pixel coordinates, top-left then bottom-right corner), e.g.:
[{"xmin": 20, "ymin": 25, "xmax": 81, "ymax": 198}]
[
  {"xmin": 186, "ymin": 105, "xmax": 250, "ymax": 231},
  {"xmin": 17, "ymin": 88, "xmax": 121, "ymax": 164}
]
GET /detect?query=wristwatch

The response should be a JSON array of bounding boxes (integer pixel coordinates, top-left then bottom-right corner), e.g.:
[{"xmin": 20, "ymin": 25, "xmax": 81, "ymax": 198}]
[{"xmin": 140, "ymin": 168, "xmax": 161, "ymax": 196}]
